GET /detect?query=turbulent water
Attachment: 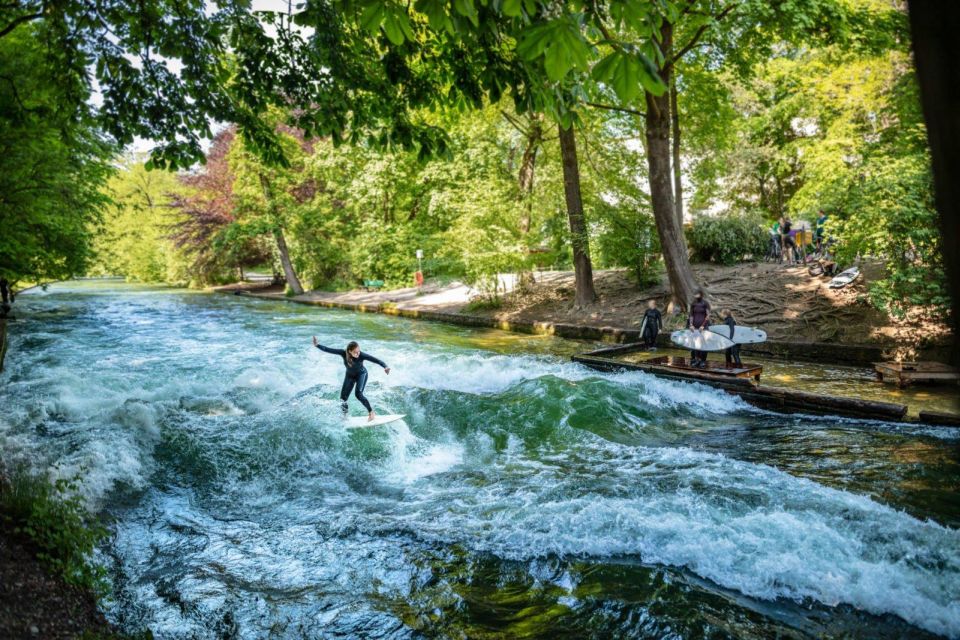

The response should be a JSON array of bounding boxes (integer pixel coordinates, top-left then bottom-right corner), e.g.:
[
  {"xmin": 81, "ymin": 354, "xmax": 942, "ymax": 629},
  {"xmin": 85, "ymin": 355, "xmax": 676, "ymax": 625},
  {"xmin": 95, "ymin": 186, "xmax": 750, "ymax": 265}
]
[{"xmin": 2, "ymin": 283, "xmax": 959, "ymax": 640}]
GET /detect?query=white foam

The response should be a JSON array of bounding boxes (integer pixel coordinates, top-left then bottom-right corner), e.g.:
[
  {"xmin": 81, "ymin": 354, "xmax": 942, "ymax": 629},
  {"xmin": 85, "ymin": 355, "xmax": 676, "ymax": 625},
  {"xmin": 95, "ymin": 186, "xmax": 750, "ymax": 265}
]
[{"xmin": 365, "ymin": 445, "xmax": 960, "ymax": 637}]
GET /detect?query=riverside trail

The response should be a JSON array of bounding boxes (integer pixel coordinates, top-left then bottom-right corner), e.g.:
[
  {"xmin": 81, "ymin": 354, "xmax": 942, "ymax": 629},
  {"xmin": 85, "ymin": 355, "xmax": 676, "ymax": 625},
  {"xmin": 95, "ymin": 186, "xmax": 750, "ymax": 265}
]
[{"xmin": 1, "ymin": 282, "xmax": 958, "ymax": 639}]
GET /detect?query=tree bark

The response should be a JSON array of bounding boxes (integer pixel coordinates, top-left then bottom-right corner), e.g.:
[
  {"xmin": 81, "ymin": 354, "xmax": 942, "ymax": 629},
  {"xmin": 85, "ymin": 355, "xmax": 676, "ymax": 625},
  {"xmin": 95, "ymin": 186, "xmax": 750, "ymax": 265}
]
[
  {"xmin": 259, "ymin": 173, "xmax": 304, "ymax": 295},
  {"xmin": 518, "ymin": 114, "xmax": 543, "ymax": 235},
  {"xmin": 644, "ymin": 23, "xmax": 698, "ymax": 308},
  {"xmin": 670, "ymin": 79, "xmax": 684, "ymax": 229},
  {"xmin": 557, "ymin": 123, "xmax": 597, "ymax": 307},
  {"xmin": 908, "ymin": 0, "xmax": 960, "ymax": 366},
  {"xmin": 272, "ymin": 227, "xmax": 304, "ymax": 295}
]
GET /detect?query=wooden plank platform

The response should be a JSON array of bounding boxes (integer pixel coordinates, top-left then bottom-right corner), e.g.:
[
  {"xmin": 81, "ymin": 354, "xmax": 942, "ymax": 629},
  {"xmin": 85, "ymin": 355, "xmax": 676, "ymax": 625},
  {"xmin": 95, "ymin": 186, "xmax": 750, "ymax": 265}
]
[
  {"xmin": 639, "ymin": 355, "xmax": 763, "ymax": 383},
  {"xmin": 573, "ymin": 343, "xmax": 911, "ymax": 423},
  {"xmin": 875, "ymin": 361, "xmax": 960, "ymax": 387}
]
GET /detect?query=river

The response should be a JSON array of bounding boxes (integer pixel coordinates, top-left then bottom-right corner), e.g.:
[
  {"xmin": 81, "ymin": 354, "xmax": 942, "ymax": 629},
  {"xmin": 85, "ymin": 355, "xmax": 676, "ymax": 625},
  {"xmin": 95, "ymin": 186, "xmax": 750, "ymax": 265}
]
[{"xmin": 1, "ymin": 283, "xmax": 958, "ymax": 639}]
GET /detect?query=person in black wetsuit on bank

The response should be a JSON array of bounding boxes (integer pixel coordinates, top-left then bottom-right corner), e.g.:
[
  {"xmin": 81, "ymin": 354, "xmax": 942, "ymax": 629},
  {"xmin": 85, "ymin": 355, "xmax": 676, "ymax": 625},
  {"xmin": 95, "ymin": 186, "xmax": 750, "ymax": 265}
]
[
  {"xmin": 688, "ymin": 290, "xmax": 711, "ymax": 368},
  {"xmin": 640, "ymin": 299, "xmax": 663, "ymax": 350},
  {"xmin": 720, "ymin": 308, "xmax": 742, "ymax": 367},
  {"xmin": 312, "ymin": 336, "xmax": 390, "ymax": 421}
]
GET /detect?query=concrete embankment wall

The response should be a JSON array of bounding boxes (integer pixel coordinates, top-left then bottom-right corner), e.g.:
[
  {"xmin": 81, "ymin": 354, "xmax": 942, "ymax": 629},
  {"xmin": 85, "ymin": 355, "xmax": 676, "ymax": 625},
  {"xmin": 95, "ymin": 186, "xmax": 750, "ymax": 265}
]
[{"xmin": 235, "ymin": 291, "xmax": 902, "ymax": 368}]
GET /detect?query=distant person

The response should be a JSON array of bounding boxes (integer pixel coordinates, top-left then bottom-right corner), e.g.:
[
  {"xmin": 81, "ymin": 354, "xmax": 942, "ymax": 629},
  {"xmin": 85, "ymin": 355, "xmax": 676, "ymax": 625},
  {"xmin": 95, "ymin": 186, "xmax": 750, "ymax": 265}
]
[
  {"xmin": 312, "ymin": 337, "xmax": 390, "ymax": 421},
  {"xmin": 815, "ymin": 210, "xmax": 828, "ymax": 254},
  {"xmin": 639, "ymin": 299, "xmax": 663, "ymax": 350},
  {"xmin": 781, "ymin": 216, "xmax": 797, "ymax": 265},
  {"xmin": 720, "ymin": 308, "xmax": 742, "ymax": 367},
  {"xmin": 767, "ymin": 219, "xmax": 782, "ymax": 263},
  {"xmin": 687, "ymin": 290, "xmax": 711, "ymax": 368}
]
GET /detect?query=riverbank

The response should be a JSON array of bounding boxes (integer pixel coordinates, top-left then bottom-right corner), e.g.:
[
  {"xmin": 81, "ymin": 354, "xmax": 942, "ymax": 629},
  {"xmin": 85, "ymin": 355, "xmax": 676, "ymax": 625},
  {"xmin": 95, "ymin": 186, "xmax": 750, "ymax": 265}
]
[
  {"xmin": 0, "ymin": 469, "xmax": 137, "ymax": 640},
  {"xmin": 0, "ymin": 531, "xmax": 119, "ymax": 639},
  {"xmin": 228, "ymin": 262, "xmax": 954, "ymax": 367}
]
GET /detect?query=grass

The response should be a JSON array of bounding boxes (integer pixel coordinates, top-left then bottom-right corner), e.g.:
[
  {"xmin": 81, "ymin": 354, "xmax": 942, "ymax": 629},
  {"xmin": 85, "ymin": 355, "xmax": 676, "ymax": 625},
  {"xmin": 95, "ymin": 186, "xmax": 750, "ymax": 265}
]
[{"xmin": 464, "ymin": 297, "xmax": 503, "ymax": 312}]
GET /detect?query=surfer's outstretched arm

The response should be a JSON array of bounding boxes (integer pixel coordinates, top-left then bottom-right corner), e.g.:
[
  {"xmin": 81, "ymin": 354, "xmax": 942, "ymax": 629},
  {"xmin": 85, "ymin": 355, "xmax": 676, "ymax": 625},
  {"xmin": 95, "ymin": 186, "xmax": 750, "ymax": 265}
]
[
  {"xmin": 359, "ymin": 353, "xmax": 390, "ymax": 374},
  {"xmin": 312, "ymin": 336, "xmax": 345, "ymax": 357}
]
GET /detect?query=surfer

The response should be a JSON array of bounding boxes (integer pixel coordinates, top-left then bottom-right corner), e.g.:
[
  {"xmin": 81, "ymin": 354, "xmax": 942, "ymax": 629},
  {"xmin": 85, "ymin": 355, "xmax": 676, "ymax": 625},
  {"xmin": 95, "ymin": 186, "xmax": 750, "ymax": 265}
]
[
  {"xmin": 640, "ymin": 300, "xmax": 663, "ymax": 350},
  {"xmin": 687, "ymin": 291, "xmax": 711, "ymax": 368},
  {"xmin": 312, "ymin": 337, "xmax": 390, "ymax": 421},
  {"xmin": 721, "ymin": 309, "xmax": 742, "ymax": 367}
]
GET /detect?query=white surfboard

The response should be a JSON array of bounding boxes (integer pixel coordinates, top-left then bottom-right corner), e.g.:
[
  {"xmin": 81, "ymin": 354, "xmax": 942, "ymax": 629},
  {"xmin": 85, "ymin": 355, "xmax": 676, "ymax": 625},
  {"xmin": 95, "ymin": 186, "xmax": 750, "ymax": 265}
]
[
  {"xmin": 345, "ymin": 414, "xmax": 406, "ymax": 429},
  {"xmin": 707, "ymin": 325, "xmax": 767, "ymax": 345},
  {"xmin": 670, "ymin": 329, "xmax": 735, "ymax": 352},
  {"xmin": 828, "ymin": 267, "xmax": 860, "ymax": 289}
]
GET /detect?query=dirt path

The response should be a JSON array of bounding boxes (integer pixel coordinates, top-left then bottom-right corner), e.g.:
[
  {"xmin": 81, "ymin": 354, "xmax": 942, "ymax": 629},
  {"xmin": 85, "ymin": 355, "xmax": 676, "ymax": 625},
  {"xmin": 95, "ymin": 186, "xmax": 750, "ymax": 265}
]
[{"xmin": 244, "ymin": 263, "xmax": 951, "ymax": 360}]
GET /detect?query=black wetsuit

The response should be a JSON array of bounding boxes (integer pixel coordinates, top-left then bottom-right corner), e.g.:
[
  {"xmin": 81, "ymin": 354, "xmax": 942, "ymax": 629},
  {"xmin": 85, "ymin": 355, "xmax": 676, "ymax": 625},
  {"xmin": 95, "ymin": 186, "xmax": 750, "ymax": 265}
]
[
  {"xmin": 640, "ymin": 308, "xmax": 662, "ymax": 348},
  {"xmin": 721, "ymin": 315, "xmax": 742, "ymax": 367},
  {"xmin": 688, "ymin": 299, "xmax": 711, "ymax": 365},
  {"xmin": 316, "ymin": 344, "xmax": 387, "ymax": 413}
]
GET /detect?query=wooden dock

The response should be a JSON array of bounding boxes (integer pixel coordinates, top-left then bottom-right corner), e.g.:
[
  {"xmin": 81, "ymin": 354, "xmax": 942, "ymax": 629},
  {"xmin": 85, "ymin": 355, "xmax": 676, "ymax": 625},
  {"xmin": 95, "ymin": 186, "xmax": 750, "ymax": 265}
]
[
  {"xmin": 573, "ymin": 342, "xmax": 911, "ymax": 423},
  {"xmin": 874, "ymin": 361, "xmax": 960, "ymax": 388},
  {"xmin": 618, "ymin": 354, "xmax": 763, "ymax": 385}
]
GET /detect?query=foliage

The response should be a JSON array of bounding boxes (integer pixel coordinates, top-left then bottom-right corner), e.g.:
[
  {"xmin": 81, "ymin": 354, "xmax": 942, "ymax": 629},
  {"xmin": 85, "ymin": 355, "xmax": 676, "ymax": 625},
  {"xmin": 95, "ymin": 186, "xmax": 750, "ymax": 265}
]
[
  {"xmin": 0, "ymin": 468, "xmax": 108, "ymax": 596},
  {"xmin": 688, "ymin": 213, "xmax": 768, "ymax": 265},
  {"xmin": 169, "ymin": 128, "xmax": 274, "ymax": 286},
  {"xmin": 0, "ymin": 26, "xmax": 114, "ymax": 289},
  {"xmin": 691, "ymin": 38, "xmax": 948, "ymax": 313},
  {"xmin": 831, "ymin": 154, "xmax": 948, "ymax": 316},
  {"xmin": 90, "ymin": 157, "xmax": 189, "ymax": 283}
]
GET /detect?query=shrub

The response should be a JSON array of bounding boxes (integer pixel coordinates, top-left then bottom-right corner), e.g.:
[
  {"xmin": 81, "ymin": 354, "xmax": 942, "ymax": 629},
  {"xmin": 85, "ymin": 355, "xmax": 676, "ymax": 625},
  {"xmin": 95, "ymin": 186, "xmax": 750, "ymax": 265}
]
[
  {"xmin": 0, "ymin": 468, "xmax": 108, "ymax": 596},
  {"xmin": 687, "ymin": 213, "xmax": 768, "ymax": 265}
]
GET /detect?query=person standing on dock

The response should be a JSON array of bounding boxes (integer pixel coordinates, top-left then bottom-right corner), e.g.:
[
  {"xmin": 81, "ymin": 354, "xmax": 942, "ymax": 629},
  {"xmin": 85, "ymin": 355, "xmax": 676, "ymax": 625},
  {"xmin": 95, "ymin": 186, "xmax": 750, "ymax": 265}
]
[
  {"xmin": 640, "ymin": 300, "xmax": 663, "ymax": 350},
  {"xmin": 688, "ymin": 291, "xmax": 711, "ymax": 368},
  {"xmin": 720, "ymin": 309, "xmax": 742, "ymax": 368}
]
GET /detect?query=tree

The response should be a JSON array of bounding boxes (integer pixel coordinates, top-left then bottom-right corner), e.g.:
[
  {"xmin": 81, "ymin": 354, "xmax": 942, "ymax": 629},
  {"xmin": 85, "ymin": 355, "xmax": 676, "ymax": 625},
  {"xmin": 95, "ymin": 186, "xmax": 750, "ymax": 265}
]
[
  {"xmin": 92, "ymin": 157, "xmax": 186, "ymax": 283},
  {"xmin": 0, "ymin": 26, "xmax": 113, "ymax": 291},
  {"xmin": 908, "ymin": 0, "xmax": 960, "ymax": 365},
  {"xmin": 229, "ymin": 124, "xmax": 312, "ymax": 295},
  {"xmin": 169, "ymin": 128, "xmax": 273, "ymax": 285}
]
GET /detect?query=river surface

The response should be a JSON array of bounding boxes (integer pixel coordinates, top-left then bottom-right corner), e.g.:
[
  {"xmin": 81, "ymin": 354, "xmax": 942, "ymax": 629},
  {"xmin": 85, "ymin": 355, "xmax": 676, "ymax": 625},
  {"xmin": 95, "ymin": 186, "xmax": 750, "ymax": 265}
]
[{"xmin": 1, "ymin": 283, "xmax": 959, "ymax": 639}]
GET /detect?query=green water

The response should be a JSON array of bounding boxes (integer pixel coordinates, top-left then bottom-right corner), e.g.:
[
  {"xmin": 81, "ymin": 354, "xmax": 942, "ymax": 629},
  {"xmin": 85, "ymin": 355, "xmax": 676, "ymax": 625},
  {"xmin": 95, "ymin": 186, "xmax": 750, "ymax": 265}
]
[{"xmin": 1, "ymin": 282, "xmax": 958, "ymax": 639}]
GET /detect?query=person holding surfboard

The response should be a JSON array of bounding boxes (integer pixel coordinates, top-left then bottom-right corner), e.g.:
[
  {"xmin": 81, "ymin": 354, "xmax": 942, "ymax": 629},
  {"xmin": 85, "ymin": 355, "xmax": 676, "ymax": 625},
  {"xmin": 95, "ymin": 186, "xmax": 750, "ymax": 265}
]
[
  {"xmin": 720, "ymin": 309, "xmax": 742, "ymax": 367},
  {"xmin": 312, "ymin": 337, "xmax": 390, "ymax": 422},
  {"xmin": 687, "ymin": 291, "xmax": 711, "ymax": 368}
]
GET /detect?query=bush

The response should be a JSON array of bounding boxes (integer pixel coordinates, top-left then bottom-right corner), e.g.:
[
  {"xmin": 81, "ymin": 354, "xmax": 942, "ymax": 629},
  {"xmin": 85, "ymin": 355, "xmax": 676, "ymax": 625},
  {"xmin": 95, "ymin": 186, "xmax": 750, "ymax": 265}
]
[
  {"xmin": 0, "ymin": 468, "xmax": 108, "ymax": 596},
  {"xmin": 687, "ymin": 213, "xmax": 768, "ymax": 265}
]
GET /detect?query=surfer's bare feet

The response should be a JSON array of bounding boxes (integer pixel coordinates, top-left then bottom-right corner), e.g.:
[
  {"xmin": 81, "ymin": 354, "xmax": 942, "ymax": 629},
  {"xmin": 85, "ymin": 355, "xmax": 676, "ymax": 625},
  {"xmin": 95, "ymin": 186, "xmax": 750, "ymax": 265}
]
[{"xmin": 368, "ymin": 411, "xmax": 376, "ymax": 422}]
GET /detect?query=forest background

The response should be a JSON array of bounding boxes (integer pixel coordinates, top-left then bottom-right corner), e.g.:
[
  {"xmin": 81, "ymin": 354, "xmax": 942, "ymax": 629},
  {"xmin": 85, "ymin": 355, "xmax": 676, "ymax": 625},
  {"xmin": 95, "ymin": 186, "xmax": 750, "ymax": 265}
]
[{"xmin": 0, "ymin": 0, "xmax": 949, "ymax": 325}]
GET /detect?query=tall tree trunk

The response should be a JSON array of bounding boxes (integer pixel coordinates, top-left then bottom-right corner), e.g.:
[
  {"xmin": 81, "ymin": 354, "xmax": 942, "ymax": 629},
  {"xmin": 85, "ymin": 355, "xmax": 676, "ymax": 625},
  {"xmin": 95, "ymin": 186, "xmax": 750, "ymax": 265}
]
[
  {"xmin": 644, "ymin": 22, "xmax": 698, "ymax": 309},
  {"xmin": 273, "ymin": 227, "xmax": 304, "ymax": 295},
  {"xmin": 557, "ymin": 123, "xmax": 596, "ymax": 307},
  {"xmin": 670, "ymin": 79, "xmax": 684, "ymax": 230},
  {"xmin": 259, "ymin": 173, "xmax": 304, "ymax": 295},
  {"xmin": 518, "ymin": 114, "xmax": 543, "ymax": 235},
  {"xmin": 909, "ymin": 0, "xmax": 960, "ymax": 366}
]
